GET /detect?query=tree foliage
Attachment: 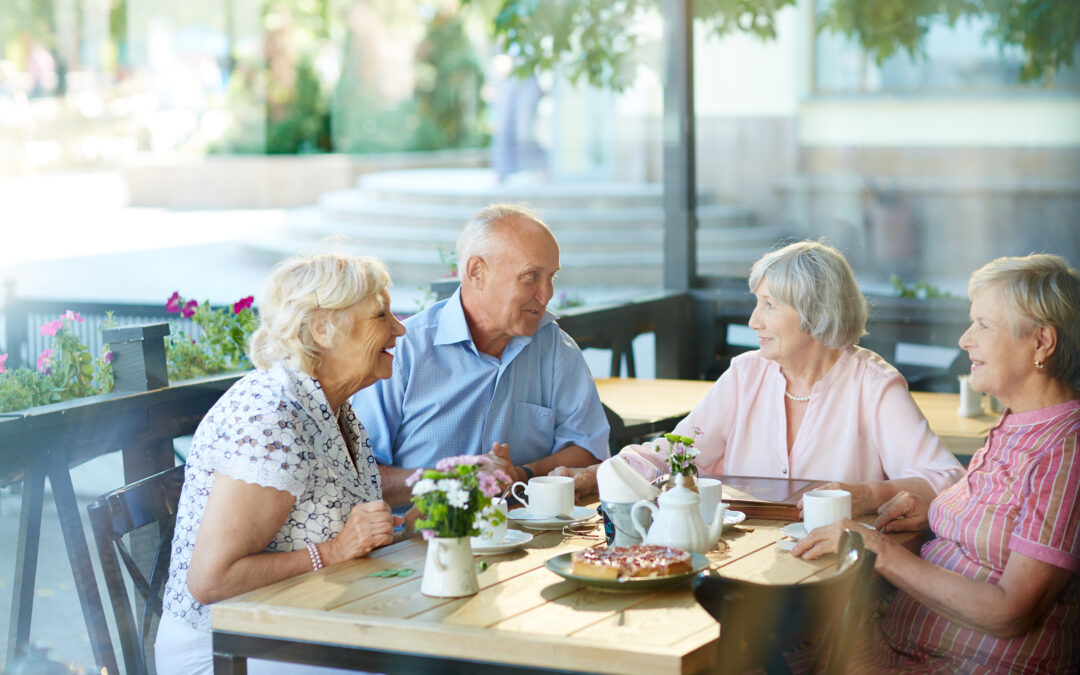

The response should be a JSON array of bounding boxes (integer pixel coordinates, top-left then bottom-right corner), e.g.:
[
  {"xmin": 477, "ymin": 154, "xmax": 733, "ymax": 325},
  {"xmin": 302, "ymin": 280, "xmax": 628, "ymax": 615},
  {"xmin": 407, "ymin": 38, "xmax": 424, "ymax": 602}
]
[{"xmin": 465, "ymin": 0, "xmax": 1080, "ymax": 90}]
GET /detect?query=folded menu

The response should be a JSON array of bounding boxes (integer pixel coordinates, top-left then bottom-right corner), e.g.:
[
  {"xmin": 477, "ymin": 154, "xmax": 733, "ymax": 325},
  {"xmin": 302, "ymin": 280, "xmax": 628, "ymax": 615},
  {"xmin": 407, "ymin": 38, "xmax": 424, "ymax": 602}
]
[{"xmin": 703, "ymin": 475, "xmax": 829, "ymax": 521}]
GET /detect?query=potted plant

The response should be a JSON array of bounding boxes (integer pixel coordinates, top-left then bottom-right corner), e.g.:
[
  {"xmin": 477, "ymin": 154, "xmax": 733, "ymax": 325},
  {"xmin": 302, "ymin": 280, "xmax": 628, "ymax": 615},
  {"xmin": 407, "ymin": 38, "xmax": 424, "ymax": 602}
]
[{"xmin": 407, "ymin": 455, "xmax": 511, "ymax": 597}]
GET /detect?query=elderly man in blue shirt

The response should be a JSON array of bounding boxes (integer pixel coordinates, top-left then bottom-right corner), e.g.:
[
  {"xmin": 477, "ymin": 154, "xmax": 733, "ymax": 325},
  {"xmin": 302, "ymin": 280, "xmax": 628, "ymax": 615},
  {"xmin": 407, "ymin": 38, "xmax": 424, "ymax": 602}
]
[{"xmin": 353, "ymin": 203, "xmax": 610, "ymax": 509}]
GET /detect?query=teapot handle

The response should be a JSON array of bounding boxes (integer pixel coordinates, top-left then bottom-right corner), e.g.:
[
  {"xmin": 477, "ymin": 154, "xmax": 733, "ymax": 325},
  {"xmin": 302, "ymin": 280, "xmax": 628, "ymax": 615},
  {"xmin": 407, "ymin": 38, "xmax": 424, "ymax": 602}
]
[{"xmin": 631, "ymin": 500, "xmax": 657, "ymax": 542}]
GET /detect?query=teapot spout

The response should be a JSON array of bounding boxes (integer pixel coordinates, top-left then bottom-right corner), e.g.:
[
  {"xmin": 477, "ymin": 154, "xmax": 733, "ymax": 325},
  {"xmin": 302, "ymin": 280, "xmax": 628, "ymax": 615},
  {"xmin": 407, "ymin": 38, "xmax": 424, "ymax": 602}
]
[{"xmin": 708, "ymin": 503, "xmax": 726, "ymax": 547}]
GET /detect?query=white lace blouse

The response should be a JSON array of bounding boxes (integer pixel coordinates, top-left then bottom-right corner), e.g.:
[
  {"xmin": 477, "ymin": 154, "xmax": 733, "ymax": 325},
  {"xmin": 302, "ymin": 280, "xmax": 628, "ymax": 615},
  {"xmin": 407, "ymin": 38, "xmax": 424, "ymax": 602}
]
[{"xmin": 162, "ymin": 361, "xmax": 383, "ymax": 631}]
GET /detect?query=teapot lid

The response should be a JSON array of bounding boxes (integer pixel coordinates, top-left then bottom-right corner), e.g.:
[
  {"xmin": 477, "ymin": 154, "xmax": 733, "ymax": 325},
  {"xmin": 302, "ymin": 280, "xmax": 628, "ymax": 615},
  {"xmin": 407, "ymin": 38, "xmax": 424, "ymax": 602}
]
[{"xmin": 657, "ymin": 474, "xmax": 700, "ymax": 507}]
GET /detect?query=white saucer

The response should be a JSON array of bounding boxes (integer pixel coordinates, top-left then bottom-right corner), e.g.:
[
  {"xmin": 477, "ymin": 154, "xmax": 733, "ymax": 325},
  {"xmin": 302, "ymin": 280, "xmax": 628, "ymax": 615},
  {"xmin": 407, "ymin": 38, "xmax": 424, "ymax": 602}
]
[
  {"xmin": 470, "ymin": 530, "xmax": 534, "ymax": 555},
  {"xmin": 508, "ymin": 506, "xmax": 597, "ymax": 530},
  {"xmin": 722, "ymin": 509, "xmax": 746, "ymax": 529},
  {"xmin": 781, "ymin": 522, "xmax": 808, "ymax": 541}
]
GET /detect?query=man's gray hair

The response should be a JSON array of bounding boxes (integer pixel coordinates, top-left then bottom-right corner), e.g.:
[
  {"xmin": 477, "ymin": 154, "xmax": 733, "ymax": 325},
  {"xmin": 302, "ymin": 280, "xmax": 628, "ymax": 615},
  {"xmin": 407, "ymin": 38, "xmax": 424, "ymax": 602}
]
[
  {"xmin": 748, "ymin": 240, "xmax": 868, "ymax": 350},
  {"xmin": 969, "ymin": 254, "xmax": 1080, "ymax": 387},
  {"xmin": 456, "ymin": 203, "xmax": 550, "ymax": 270}
]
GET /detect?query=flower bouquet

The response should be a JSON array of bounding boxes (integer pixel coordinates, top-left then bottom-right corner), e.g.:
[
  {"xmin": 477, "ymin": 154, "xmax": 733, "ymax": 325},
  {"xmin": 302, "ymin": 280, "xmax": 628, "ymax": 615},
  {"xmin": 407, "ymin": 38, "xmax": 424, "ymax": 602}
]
[
  {"xmin": 407, "ymin": 455, "xmax": 511, "ymax": 540},
  {"xmin": 407, "ymin": 455, "xmax": 512, "ymax": 597},
  {"xmin": 655, "ymin": 427, "xmax": 702, "ymax": 477}
]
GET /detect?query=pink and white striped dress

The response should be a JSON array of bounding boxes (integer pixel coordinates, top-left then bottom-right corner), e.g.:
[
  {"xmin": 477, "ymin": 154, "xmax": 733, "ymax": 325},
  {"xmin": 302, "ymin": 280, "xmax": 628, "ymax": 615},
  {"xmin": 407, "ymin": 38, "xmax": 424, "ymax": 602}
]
[{"xmin": 874, "ymin": 399, "xmax": 1080, "ymax": 673}]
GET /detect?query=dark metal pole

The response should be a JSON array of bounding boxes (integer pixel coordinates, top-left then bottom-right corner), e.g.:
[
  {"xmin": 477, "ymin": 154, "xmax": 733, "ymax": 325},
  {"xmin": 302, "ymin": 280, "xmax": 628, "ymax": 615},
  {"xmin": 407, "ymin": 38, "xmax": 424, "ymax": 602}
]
[{"xmin": 661, "ymin": 0, "xmax": 697, "ymax": 292}]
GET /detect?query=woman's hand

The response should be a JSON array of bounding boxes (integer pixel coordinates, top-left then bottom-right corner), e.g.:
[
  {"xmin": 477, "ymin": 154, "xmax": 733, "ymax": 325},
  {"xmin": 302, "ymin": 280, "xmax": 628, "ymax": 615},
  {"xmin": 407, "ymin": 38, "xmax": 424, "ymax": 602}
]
[
  {"xmin": 874, "ymin": 490, "xmax": 931, "ymax": 533},
  {"xmin": 323, "ymin": 500, "xmax": 399, "ymax": 565},
  {"xmin": 789, "ymin": 518, "xmax": 888, "ymax": 562},
  {"xmin": 549, "ymin": 465, "xmax": 598, "ymax": 500}
]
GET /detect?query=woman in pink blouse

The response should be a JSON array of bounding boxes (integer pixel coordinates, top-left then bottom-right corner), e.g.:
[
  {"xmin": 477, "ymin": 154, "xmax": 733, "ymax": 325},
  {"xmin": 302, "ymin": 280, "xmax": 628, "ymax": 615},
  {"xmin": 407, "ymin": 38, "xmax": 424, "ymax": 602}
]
[
  {"xmin": 796, "ymin": 254, "xmax": 1080, "ymax": 673},
  {"xmin": 620, "ymin": 241, "xmax": 963, "ymax": 515}
]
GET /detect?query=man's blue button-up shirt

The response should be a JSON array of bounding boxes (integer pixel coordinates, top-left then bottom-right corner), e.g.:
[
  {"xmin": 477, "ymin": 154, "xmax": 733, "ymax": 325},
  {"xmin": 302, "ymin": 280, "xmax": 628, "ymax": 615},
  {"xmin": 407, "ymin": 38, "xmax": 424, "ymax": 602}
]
[{"xmin": 352, "ymin": 289, "xmax": 610, "ymax": 470}]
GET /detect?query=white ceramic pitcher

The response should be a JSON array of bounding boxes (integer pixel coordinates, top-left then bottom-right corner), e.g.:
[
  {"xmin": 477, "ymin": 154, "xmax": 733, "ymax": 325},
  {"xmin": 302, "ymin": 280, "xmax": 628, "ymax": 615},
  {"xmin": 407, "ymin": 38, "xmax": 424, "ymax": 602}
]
[{"xmin": 420, "ymin": 536, "xmax": 479, "ymax": 597}]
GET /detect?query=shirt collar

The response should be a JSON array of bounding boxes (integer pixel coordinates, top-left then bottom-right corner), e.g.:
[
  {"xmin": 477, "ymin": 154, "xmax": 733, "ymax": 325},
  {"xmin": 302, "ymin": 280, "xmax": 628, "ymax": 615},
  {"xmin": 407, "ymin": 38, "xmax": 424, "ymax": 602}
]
[{"xmin": 433, "ymin": 287, "xmax": 557, "ymax": 356}]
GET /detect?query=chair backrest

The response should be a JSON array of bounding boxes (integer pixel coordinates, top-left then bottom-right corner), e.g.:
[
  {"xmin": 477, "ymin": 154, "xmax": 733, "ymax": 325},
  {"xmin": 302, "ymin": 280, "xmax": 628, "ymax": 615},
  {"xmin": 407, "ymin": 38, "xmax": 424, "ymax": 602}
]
[
  {"xmin": 693, "ymin": 530, "xmax": 877, "ymax": 675},
  {"xmin": 87, "ymin": 464, "xmax": 185, "ymax": 675}
]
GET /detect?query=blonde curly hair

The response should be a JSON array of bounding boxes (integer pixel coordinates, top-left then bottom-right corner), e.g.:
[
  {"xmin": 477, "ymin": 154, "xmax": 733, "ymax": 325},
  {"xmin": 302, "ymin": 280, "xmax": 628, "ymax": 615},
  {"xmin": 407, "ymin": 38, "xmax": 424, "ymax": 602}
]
[{"xmin": 249, "ymin": 253, "xmax": 391, "ymax": 374}]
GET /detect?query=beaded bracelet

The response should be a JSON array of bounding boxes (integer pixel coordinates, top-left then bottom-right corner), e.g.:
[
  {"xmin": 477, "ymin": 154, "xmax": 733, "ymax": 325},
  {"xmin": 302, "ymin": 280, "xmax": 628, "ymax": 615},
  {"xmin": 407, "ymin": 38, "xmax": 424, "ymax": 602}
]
[{"xmin": 306, "ymin": 542, "xmax": 323, "ymax": 571}]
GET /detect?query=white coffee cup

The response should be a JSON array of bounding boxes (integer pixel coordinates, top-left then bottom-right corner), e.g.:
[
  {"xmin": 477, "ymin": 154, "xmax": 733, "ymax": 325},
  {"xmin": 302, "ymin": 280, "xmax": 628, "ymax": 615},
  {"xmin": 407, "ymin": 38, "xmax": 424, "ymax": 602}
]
[
  {"xmin": 510, "ymin": 476, "xmax": 574, "ymax": 518},
  {"xmin": 473, "ymin": 497, "xmax": 508, "ymax": 545},
  {"xmin": 803, "ymin": 489, "xmax": 852, "ymax": 531},
  {"xmin": 698, "ymin": 478, "xmax": 724, "ymax": 525}
]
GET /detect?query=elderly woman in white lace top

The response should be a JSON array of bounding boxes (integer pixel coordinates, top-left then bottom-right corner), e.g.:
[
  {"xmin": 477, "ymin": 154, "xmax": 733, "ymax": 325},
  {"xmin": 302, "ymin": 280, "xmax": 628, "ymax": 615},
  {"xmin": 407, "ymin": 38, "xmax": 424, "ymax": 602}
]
[{"xmin": 155, "ymin": 253, "xmax": 406, "ymax": 675}]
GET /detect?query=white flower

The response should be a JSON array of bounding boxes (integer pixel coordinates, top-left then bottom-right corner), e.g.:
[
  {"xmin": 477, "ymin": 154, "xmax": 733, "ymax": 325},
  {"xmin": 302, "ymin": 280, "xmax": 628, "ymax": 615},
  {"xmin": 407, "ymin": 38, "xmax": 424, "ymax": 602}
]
[
  {"xmin": 447, "ymin": 487, "xmax": 470, "ymax": 509},
  {"xmin": 436, "ymin": 478, "xmax": 462, "ymax": 494},
  {"xmin": 411, "ymin": 478, "xmax": 437, "ymax": 495}
]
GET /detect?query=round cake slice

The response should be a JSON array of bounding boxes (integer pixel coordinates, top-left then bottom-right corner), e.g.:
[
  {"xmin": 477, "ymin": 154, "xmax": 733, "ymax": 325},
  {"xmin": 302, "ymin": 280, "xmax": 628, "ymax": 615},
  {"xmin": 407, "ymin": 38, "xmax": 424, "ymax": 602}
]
[{"xmin": 572, "ymin": 544, "xmax": 692, "ymax": 580}]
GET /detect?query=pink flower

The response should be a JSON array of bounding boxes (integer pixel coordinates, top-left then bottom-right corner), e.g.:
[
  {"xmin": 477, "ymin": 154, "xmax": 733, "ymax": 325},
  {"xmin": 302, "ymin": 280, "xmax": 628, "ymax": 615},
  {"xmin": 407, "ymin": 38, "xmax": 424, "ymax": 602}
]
[
  {"xmin": 62, "ymin": 310, "xmax": 84, "ymax": 323},
  {"xmin": 39, "ymin": 319, "xmax": 64, "ymax": 337},
  {"xmin": 166, "ymin": 291, "xmax": 182, "ymax": 314},
  {"xmin": 434, "ymin": 455, "xmax": 484, "ymax": 472},
  {"xmin": 233, "ymin": 296, "xmax": 254, "ymax": 314},
  {"xmin": 477, "ymin": 472, "xmax": 500, "ymax": 497},
  {"xmin": 37, "ymin": 348, "xmax": 53, "ymax": 373},
  {"xmin": 104, "ymin": 351, "xmax": 113, "ymax": 364},
  {"xmin": 405, "ymin": 468, "xmax": 424, "ymax": 487},
  {"xmin": 421, "ymin": 529, "xmax": 435, "ymax": 541},
  {"xmin": 0, "ymin": 353, "xmax": 7, "ymax": 373},
  {"xmin": 181, "ymin": 299, "xmax": 198, "ymax": 318}
]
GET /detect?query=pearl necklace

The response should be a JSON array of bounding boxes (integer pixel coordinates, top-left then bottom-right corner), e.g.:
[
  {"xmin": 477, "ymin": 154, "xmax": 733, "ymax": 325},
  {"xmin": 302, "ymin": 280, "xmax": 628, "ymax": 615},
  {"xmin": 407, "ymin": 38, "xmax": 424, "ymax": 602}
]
[{"xmin": 784, "ymin": 390, "xmax": 810, "ymax": 402}]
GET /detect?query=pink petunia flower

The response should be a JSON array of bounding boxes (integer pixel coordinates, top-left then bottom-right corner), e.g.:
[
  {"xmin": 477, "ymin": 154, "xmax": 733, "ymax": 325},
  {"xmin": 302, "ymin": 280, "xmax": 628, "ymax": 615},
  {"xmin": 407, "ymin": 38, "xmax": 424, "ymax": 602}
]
[
  {"xmin": 421, "ymin": 529, "xmax": 435, "ymax": 541},
  {"xmin": 405, "ymin": 468, "xmax": 424, "ymax": 487},
  {"xmin": 165, "ymin": 291, "xmax": 182, "ymax": 314},
  {"xmin": 39, "ymin": 319, "xmax": 64, "ymax": 337},
  {"xmin": 0, "ymin": 353, "xmax": 7, "ymax": 374},
  {"xmin": 233, "ymin": 296, "xmax": 254, "ymax": 314},
  {"xmin": 181, "ymin": 299, "xmax": 198, "ymax": 319},
  {"xmin": 104, "ymin": 350, "xmax": 113, "ymax": 364},
  {"xmin": 62, "ymin": 310, "xmax": 84, "ymax": 323},
  {"xmin": 37, "ymin": 348, "xmax": 54, "ymax": 373}
]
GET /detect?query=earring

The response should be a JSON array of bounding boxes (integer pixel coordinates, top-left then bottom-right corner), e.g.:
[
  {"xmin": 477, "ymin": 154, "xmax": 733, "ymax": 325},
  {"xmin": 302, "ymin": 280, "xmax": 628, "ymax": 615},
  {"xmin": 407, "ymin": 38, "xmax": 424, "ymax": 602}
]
[{"xmin": 1035, "ymin": 360, "xmax": 1045, "ymax": 370}]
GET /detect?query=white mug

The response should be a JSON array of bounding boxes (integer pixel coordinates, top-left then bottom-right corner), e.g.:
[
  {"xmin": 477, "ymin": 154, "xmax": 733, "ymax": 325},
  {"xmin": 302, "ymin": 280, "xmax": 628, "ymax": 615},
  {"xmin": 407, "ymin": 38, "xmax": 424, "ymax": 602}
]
[
  {"xmin": 803, "ymin": 489, "xmax": 852, "ymax": 531},
  {"xmin": 510, "ymin": 476, "xmax": 574, "ymax": 518},
  {"xmin": 473, "ymin": 497, "xmax": 508, "ymax": 545},
  {"xmin": 698, "ymin": 478, "xmax": 724, "ymax": 525}
]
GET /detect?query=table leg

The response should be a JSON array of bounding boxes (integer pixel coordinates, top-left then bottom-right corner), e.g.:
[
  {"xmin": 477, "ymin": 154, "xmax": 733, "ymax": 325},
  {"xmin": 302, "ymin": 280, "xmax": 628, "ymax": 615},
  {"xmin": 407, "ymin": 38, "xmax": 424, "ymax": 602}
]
[
  {"xmin": 48, "ymin": 450, "xmax": 119, "ymax": 675},
  {"xmin": 214, "ymin": 653, "xmax": 247, "ymax": 674},
  {"xmin": 6, "ymin": 451, "xmax": 45, "ymax": 667}
]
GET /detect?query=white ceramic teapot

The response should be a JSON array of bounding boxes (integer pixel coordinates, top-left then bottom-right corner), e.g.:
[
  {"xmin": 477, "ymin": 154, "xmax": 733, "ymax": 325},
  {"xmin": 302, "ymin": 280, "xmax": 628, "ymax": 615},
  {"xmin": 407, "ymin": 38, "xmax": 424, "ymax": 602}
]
[{"xmin": 630, "ymin": 473, "xmax": 725, "ymax": 553}]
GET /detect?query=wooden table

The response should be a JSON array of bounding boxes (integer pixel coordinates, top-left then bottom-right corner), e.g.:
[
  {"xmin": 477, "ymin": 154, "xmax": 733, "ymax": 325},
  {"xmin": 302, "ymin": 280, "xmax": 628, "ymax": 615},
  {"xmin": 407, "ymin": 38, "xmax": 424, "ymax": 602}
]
[
  {"xmin": 595, "ymin": 378, "xmax": 998, "ymax": 457},
  {"xmin": 211, "ymin": 515, "xmax": 900, "ymax": 674}
]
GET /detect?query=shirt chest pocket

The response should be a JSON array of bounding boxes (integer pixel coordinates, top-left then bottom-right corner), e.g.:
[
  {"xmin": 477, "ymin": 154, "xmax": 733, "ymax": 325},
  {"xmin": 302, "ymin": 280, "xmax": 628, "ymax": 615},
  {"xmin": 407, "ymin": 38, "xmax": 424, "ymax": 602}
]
[{"xmin": 510, "ymin": 401, "xmax": 555, "ymax": 459}]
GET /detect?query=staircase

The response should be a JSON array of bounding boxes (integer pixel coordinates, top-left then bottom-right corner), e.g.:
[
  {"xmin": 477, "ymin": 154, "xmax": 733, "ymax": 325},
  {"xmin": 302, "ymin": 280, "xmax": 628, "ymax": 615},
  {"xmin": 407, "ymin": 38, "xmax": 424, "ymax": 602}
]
[{"xmin": 255, "ymin": 168, "xmax": 788, "ymax": 290}]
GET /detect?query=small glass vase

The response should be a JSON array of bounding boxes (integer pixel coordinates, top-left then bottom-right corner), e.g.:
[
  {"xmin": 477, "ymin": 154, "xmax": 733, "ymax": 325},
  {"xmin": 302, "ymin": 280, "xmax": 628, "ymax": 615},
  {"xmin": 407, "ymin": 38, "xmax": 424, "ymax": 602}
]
[
  {"xmin": 420, "ymin": 536, "xmax": 479, "ymax": 598},
  {"xmin": 660, "ymin": 470, "xmax": 699, "ymax": 495}
]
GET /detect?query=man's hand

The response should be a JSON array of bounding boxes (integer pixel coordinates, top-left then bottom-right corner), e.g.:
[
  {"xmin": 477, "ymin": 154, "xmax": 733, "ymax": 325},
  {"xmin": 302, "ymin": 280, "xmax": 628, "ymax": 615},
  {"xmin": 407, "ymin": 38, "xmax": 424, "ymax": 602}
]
[
  {"xmin": 549, "ymin": 465, "xmax": 599, "ymax": 501},
  {"xmin": 484, "ymin": 442, "xmax": 520, "ymax": 487},
  {"xmin": 874, "ymin": 490, "xmax": 931, "ymax": 533}
]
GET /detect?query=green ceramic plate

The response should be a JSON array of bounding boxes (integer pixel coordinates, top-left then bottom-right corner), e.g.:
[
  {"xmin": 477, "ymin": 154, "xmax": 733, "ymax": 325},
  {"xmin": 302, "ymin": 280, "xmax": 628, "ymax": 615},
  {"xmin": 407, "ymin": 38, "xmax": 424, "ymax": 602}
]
[{"xmin": 544, "ymin": 551, "xmax": 709, "ymax": 593}]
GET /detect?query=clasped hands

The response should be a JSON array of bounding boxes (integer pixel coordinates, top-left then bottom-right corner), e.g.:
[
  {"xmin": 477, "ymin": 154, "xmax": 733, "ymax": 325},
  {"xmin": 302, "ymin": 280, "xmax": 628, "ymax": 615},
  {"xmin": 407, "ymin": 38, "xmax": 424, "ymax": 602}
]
[{"xmin": 483, "ymin": 442, "xmax": 597, "ymax": 500}]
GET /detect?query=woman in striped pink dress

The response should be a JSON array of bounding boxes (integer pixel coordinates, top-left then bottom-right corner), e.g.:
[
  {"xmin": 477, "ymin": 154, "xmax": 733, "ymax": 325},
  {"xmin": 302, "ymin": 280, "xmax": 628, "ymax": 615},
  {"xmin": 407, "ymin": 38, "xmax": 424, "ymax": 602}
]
[{"xmin": 794, "ymin": 253, "xmax": 1080, "ymax": 673}]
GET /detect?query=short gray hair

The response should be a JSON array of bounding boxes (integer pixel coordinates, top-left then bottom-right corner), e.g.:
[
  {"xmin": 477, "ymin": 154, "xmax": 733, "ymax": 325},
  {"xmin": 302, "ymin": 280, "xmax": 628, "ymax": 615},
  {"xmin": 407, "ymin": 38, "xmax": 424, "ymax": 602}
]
[
  {"xmin": 249, "ymin": 253, "xmax": 391, "ymax": 374},
  {"xmin": 456, "ymin": 203, "xmax": 550, "ymax": 270},
  {"xmin": 748, "ymin": 240, "xmax": 868, "ymax": 350},
  {"xmin": 969, "ymin": 254, "xmax": 1080, "ymax": 387}
]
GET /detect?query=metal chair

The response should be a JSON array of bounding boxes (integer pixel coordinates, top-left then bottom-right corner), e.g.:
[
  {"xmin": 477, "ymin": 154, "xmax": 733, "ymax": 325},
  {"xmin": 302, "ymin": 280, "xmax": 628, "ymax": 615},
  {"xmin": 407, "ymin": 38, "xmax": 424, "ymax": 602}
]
[
  {"xmin": 86, "ymin": 464, "xmax": 185, "ymax": 675},
  {"xmin": 693, "ymin": 530, "xmax": 877, "ymax": 675}
]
